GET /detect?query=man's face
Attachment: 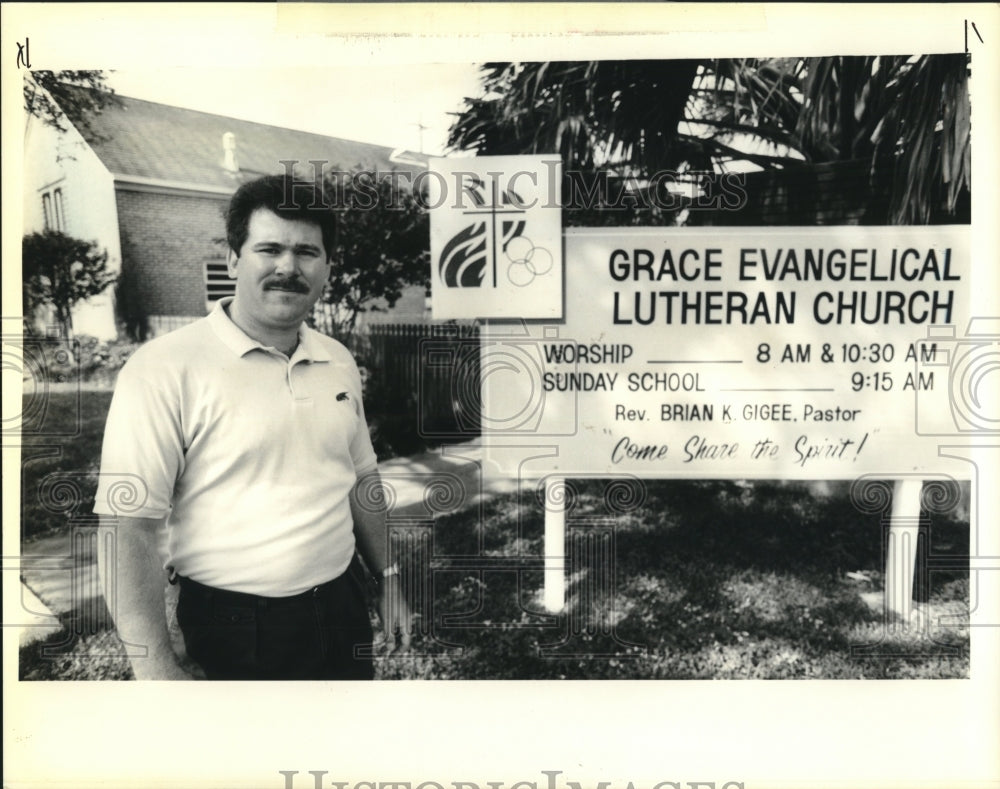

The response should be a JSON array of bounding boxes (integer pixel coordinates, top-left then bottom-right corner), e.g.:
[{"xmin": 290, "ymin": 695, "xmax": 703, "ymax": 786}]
[{"xmin": 226, "ymin": 208, "xmax": 330, "ymax": 331}]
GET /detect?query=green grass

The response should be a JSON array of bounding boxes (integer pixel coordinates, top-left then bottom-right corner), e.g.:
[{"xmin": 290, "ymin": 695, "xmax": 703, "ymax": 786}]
[
  {"xmin": 19, "ymin": 393, "xmax": 970, "ymax": 680},
  {"xmin": 375, "ymin": 481, "xmax": 969, "ymax": 679},
  {"xmin": 20, "ymin": 609, "xmax": 134, "ymax": 682},
  {"xmin": 21, "ymin": 390, "xmax": 113, "ymax": 541}
]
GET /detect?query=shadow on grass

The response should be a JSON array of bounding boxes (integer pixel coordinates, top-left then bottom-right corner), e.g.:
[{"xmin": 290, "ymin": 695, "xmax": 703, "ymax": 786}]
[
  {"xmin": 19, "ymin": 413, "xmax": 970, "ymax": 680},
  {"xmin": 378, "ymin": 479, "xmax": 969, "ymax": 680}
]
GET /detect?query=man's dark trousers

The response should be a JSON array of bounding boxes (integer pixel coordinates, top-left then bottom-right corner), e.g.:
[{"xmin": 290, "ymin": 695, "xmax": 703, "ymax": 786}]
[{"xmin": 175, "ymin": 554, "xmax": 375, "ymax": 680}]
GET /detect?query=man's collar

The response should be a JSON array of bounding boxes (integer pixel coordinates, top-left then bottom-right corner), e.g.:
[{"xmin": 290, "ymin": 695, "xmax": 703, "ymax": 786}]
[
  {"xmin": 294, "ymin": 323, "xmax": 333, "ymax": 363},
  {"xmin": 207, "ymin": 298, "xmax": 332, "ymax": 363}
]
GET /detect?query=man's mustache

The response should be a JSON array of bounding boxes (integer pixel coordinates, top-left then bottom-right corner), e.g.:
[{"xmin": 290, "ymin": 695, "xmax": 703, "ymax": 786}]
[{"xmin": 263, "ymin": 277, "xmax": 310, "ymax": 293}]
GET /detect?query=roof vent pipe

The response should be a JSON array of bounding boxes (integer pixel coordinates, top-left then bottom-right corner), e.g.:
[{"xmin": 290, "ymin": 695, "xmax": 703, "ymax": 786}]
[{"xmin": 222, "ymin": 132, "xmax": 239, "ymax": 173}]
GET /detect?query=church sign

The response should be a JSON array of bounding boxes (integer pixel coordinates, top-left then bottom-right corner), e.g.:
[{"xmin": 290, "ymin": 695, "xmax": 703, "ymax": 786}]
[{"xmin": 478, "ymin": 225, "xmax": 975, "ymax": 480}]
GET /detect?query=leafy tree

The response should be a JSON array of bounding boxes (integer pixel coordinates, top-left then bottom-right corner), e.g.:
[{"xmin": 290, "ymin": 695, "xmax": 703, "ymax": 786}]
[
  {"xmin": 448, "ymin": 61, "xmax": 703, "ymax": 226},
  {"xmin": 449, "ymin": 56, "xmax": 970, "ymax": 224},
  {"xmin": 711, "ymin": 56, "xmax": 971, "ymax": 223},
  {"xmin": 310, "ymin": 168, "xmax": 430, "ymax": 338},
  {"xmin": 23, "ymin": 70, "xmax": 120, "ymax": 137},
  {"xmin": 22, "ymin": 230, "xmax": 116, "ymax": 339},
  {"xmin": 113, "ymin": 251, "xmax": 150, "ymax": 343}
]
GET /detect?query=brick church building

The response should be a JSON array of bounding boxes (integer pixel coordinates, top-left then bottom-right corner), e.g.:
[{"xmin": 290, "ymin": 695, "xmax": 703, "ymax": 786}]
[{"xmin": 23, "ymin": 90, "xmax": 429, "ymax": 339}]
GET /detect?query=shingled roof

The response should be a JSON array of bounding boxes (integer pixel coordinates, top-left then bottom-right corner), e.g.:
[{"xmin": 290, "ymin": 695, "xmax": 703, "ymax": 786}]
[{"xmin": 71, "ymin": 89, "xmax": 425, "ymax": 189}]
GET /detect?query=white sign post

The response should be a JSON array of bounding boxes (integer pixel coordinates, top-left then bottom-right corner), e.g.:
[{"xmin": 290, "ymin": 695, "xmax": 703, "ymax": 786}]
[
  {"xmin": 886, "ymin": 478, "xmax": 924, "ymax": 624},
  {"xmin": 543, "ymin": 476, "xmax": 566, "ymax": 613}
]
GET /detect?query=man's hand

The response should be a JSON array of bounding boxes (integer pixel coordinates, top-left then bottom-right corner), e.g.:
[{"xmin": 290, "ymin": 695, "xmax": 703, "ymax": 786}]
[
  {"xmin": 350, "ymin": 469, "xmax": 415, "ymax": 653},
  {"xmin": 376, "ymin": 574, "xmax": 413, "ymax": 653}
]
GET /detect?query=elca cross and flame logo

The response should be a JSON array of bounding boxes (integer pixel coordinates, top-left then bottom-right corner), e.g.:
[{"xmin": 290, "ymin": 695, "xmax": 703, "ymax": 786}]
[{"xmin": 438, "ymin": 175, "xmax": 553, "ymax": 289}]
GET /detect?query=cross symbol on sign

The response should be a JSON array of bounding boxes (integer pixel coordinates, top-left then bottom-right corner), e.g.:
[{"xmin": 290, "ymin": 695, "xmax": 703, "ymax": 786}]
[{"xmin": 461, "ymin": 177, "xmax": 528, "ymax": 288}]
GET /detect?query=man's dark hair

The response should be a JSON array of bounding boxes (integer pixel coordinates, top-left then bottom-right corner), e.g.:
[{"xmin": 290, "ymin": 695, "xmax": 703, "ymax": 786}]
[{"xmin": 226, "ymin": 175, "xmax": 336, "ymax": 257}]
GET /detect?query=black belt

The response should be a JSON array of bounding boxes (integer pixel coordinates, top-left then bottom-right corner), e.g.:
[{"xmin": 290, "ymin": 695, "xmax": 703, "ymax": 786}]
[{"xmin": 176, "ymin": 568, "xmax": 347, "ymax": 608}]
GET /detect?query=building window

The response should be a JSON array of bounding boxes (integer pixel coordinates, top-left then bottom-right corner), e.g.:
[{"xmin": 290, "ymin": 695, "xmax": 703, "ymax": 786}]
[
  {"xmin": 54, "ymin": 189, "xmax": 64, "ymax": 231},
  {"xmin": 205, "ymin": 256, "xmax": 236, "ymax": 305},
  {"xmin": 41, "ymin": 187, "xmax": 65, "ymax": 231}
]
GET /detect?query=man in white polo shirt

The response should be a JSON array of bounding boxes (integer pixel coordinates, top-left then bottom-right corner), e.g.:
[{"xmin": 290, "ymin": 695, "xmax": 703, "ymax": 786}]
[{"xmin": 95, "ymin": 174, "xmax": 409, "ymax": 680}]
